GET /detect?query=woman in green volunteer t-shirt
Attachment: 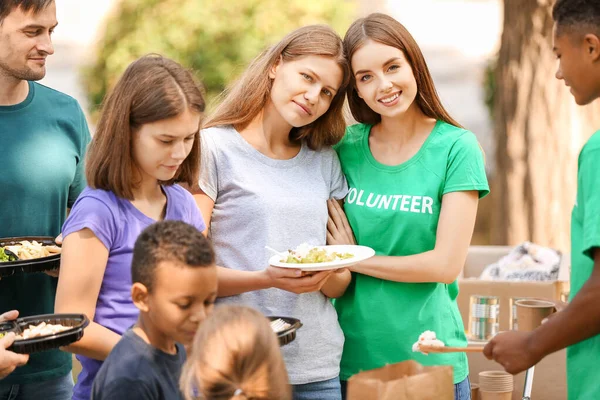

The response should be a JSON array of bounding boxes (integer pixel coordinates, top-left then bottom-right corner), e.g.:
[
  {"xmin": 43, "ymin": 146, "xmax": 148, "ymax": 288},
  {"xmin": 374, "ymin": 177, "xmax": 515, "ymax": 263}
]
[{"xmin": 328, "ymin": 13, "xmax": 489, "ymax": 400}]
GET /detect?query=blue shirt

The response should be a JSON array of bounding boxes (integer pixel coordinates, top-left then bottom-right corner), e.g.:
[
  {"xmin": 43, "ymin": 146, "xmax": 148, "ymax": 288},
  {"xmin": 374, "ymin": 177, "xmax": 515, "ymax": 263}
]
[{"xmin": 92, "ymin": 329, "xmax": 186, "ymax": 400}]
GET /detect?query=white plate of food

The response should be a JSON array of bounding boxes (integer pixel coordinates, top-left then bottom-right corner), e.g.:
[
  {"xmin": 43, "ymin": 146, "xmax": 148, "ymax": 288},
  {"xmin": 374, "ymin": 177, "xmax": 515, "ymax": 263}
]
[{"xmin": 268, "ymin": 244, "xmax": 375, "ymax": 271}]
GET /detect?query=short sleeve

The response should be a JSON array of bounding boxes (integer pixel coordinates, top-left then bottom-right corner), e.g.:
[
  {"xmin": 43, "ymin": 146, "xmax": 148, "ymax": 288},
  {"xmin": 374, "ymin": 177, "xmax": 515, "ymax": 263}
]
[
  {"xmin": 579, "ymin": 149, "xmax": 600, "ymax": 260},
  {"xmin": 61, "ymin": 194, "xmax": 117, "ymax": 251},
  {"xmin": 68, "ymin": 103, "xmax": 92, "ymax": 207},
  {"xmin": 329, "ymin": 149, "xmax": 348, "ymax": 200},
  {"xmin": 443, "ymin": 131, "xmax": 490, "ymax": 198},
  {"xmin": 198, "ymin": 130, "xmax": 218, "ymax": 201},
  {"xmin": 93, "ymin": 379, "xmax": 155, "ymax": 400}
]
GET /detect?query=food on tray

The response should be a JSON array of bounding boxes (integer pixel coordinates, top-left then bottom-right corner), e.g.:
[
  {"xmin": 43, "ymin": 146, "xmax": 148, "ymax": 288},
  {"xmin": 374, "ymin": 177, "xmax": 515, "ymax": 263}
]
[
  {"xmin": 1, "ymin": 240, "xmax": 61, "ymax": 262},
  {"xmin": 15, "ymin": 322, "xmax": 72, "ymax": 340},
  {"xmin": 0, "ymin": 248, "xmax": 17, "ymax": 262},
  {"xmin": 412, "ymin": 330, "xmax": 445, "ymax": 354},
  {"xmin": 280, "ymin": 243, "xmax": 353, "ymax": 264},
  {"xmin": 270, "ymin": 318, "xmax": 291, "ymax": 333}
]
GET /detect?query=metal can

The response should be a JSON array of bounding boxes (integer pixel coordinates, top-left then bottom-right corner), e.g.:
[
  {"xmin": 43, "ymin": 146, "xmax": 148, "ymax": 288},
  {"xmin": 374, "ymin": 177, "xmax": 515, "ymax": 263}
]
[
  {"xmin": 510, "ymin": 297, "xmax": 527, "ymax": 331},
  {"xmin": 469, "ymin": 295, "xmax": 499, "ymax": 341}
]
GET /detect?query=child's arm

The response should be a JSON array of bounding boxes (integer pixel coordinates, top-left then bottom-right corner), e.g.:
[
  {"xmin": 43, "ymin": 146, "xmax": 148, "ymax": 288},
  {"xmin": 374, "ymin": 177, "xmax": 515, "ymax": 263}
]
[
  {"xmin": 483, "ymin": 249, "xmax": 600, "ymax": 374},
  {"xmin": 55, "ymin": 229, "xmax": 121, "ymax": 360},
  {"xmin": 328, "ymin": 191, "xmax": 479, "ymax": 284}
]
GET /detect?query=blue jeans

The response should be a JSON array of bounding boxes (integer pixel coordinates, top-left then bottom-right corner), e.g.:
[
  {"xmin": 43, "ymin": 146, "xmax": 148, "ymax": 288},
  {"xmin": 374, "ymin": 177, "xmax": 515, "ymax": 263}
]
[
  {"xmin": 454, "ymin": 377, "xmax": 471, "ymax": 400},
  {"xmin": 293, "ymin": 376, "xmax": 342, "ymax": 400},
  {"xmin": 341, "ymin": 377, "xmax": 471, "ymax": 400},
  {"xmin": 0, "ymin": 373, "xmax": 73, "ymax": 400}
]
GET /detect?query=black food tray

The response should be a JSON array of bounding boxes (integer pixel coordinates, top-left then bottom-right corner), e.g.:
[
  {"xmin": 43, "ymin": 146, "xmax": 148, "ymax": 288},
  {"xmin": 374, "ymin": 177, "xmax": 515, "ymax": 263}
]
[
  {"xmin": 1, "ymin": 313, "xmax": 89, "ymax": 354},
  {"xmin": 268, "ymin": 316, "xmax": 302, "ymax": 347},
  {"xmin": 0, "ymin": 236, "xmax": 61, "ymax": 277}
]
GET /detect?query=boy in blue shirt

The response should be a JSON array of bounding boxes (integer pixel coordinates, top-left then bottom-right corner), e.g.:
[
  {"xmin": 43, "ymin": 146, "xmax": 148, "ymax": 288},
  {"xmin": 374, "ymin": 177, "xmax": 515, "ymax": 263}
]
[{"xmin": 92, "ymin": 221, "xmax": 218, "ymax": 400}]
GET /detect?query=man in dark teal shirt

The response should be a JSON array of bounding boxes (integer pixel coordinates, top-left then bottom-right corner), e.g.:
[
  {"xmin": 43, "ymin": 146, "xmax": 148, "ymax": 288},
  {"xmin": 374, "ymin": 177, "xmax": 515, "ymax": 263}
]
[{"xmin": 0, "ymin": 1, "xmax": 90, "ymax": 398}]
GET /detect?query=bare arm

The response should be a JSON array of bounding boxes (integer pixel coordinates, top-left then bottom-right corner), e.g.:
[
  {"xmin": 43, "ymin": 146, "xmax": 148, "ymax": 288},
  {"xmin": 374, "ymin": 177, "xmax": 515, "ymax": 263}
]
[
  {"xmin": 192, "ymin": 192, "xmax": 212, "ymax": 236},
  {"xmin": 193, "ymin": 192, "xmax": 270, "ymax": 296},
  {"xmin": 484, "ymin": 249, "xmax": 600, "ymax": 373},
  {"xmin": 329, "ymin": 191, "xmax": 479, "ymax": 284},
  {"xmin": 192, "ymin": 192, "xmax": 335, "ymax": 297},
  {"xmin": 54, "ymin": 229, "xmax": 121, "ymax": 360},
  {"xmin": 319, "ymin": 269, "xmax": 352, "ymax": 298},
  {"xmin": 320, "ymin": 199, "xmax": 355, "ymax": 298},
  {"xmin": 532, "ymin": 249, "xmax": 600, "ymax": 351}
]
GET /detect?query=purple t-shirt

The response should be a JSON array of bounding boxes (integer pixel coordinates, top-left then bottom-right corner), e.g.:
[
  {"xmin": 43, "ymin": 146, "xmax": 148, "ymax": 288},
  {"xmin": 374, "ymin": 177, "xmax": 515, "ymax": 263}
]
[{"xmin": 61, "ymin": 184, "xmax": 206, "ymax": 400}]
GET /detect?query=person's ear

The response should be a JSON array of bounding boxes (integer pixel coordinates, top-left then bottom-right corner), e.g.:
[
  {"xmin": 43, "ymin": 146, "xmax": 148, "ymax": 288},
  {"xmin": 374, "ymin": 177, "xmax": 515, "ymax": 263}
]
[
  {"xmin": 131, "ymin": 283, "xmax": 150, "ymax": 312},
  {"xmin": 584, "ymin": 33, "xmax": 600, "ymax": 62},
  {"xmin": 269, "ymin": 55, "xmax": 283, "ymax": 80}
]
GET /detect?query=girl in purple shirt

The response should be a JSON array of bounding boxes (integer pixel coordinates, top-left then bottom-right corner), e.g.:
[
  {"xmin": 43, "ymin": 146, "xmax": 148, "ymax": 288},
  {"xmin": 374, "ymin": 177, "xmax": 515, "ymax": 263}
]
[{"xmin": 55, "ymin": 55, "xmax": 206, "ymax": 400}]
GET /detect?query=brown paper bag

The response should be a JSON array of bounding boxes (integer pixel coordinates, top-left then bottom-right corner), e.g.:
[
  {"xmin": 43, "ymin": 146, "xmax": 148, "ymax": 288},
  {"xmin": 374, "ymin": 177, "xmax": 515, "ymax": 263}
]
[{"xmin": 347, "ymin": 360, "xmax": 454, "ymax": 400}]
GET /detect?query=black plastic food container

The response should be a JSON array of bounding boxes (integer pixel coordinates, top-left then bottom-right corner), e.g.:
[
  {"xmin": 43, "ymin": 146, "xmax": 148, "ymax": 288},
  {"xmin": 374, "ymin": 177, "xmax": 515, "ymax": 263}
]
[
  {"xmin": 268, "ymin": 316, "xmax": 302, "ymax": 347},
  {"xmin": 1, "ymin": 313, "xmax": 89, "ymax": 354},
  {"xmin": 0, "ymin": 236, "xmax": 61, "ymax": 277}
]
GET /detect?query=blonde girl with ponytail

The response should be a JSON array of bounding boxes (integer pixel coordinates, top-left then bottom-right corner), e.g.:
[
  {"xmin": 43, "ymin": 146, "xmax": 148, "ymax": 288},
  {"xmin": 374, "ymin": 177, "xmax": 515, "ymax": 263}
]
[{"xmin": 180, "ymin": 305, "xmax": 291, "ymax": 400}]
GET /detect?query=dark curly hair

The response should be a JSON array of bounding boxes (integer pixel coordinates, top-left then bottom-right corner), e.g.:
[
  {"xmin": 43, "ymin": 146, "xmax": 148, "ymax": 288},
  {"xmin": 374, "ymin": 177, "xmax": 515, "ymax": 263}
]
[
  {"xmin": 131, "ymin": 220, "xmax": 215, "ymax": 291},
  {"xmin": 552, "ymin": 0, "xmax": 600, "ymax": 36}
]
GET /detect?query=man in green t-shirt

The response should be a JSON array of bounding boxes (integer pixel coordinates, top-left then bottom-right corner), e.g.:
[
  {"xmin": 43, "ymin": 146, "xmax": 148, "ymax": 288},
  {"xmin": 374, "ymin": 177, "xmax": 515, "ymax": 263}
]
[
  {"xmin": 0, "ymin": 0, "xmax": 90, "ymax": 398},
  {"xmin": 484, "ymin": 1, "xmax": 600, "ymax": 398}
]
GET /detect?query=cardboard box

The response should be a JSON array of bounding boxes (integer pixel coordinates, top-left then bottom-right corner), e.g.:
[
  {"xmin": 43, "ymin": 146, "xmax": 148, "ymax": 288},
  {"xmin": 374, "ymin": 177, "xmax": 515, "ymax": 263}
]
[
  {"xmin": 458, "ymin": 245, "xmax": 570, "ymax": 400},
  {"xmin": 458, "ymin": 246, "xmax": 570, "ymax": 332}
]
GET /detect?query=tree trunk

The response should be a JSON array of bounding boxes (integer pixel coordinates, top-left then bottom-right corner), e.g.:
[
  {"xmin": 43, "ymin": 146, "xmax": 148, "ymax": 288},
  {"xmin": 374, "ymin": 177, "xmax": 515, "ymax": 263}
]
[{"xmin": 491, "ymin": 0, "xmax": 600, "ymax": 251}]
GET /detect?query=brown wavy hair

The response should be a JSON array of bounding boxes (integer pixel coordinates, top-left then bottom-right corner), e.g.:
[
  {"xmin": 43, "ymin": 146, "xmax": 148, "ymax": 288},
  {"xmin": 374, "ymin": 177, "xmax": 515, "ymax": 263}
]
[
  {"xmin": 344, "ymin": 13, "xmax": 462, "ymax": 128},
  {"xmin": 86, "ymin": 54, "xmax": 206, "ymax": 200},
  {"xmin": 205, "ymin": 25, "xmax": 350, "ymax": 150},
  {"xmin": 180, "ymin": 305, "xmax": 291, "ymax": 400}
]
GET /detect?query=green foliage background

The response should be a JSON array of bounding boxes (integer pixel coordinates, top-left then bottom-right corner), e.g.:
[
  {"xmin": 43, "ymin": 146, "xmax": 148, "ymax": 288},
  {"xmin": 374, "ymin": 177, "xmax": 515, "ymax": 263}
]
[{"xmin": 83, "ymin": 0, "xmax": 355, "ymax": 117}]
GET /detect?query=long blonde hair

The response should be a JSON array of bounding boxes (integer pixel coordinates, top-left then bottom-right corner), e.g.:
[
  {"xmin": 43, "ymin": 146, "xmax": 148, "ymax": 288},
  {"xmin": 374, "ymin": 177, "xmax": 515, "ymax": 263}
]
[
  {"xmin": 180, "ymin": 305, "xmax": 291, "ymax": 400},
  {"xmin": 205, "ymin": 25, "xmax": 350, "ymax": 150}
]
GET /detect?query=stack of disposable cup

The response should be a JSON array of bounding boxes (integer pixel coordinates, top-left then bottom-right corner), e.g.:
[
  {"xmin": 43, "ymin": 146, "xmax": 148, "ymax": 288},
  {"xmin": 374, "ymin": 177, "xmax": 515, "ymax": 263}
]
[
  {"xmin": 478, "ymin": 371, "xmax": 513, "ymax": 400},
  {"xmin": 471, "ymin": 382, "xmax": 480, "ymax": 400}
]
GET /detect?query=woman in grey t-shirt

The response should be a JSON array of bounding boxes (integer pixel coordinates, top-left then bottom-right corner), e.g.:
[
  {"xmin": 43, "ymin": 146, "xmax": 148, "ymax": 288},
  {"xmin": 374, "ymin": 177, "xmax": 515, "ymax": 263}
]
[{"xmin": 193, "ymin": 25, "xmax": 351, "ymax": 400}]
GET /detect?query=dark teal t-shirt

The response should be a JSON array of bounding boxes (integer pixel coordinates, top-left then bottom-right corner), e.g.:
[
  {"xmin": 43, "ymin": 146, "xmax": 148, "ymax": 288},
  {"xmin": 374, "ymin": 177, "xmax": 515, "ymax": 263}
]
[{"xmin": 0, "ymin": 81, "xmax": 90, "ymax": 384}]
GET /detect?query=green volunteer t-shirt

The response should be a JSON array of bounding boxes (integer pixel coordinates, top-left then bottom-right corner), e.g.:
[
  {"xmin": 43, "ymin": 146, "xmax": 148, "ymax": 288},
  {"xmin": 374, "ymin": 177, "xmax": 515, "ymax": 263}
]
[
  {"xmin": 567, "ymin": 130, "xmax": 600, "ymax": 400},
  {"xmin": 333, "ymin": 121, "xmax": 489, "ymax": 383},
  {"xmin": 0, "ymin": 81, "xmax": 90, "ymax": 384}
]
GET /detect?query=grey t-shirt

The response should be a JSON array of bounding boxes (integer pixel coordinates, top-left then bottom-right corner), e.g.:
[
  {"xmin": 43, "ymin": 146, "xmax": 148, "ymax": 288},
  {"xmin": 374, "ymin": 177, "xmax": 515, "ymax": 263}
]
[{"xmin": 199, "ymin": 126, "xmax": 348, "ymax": 384}]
